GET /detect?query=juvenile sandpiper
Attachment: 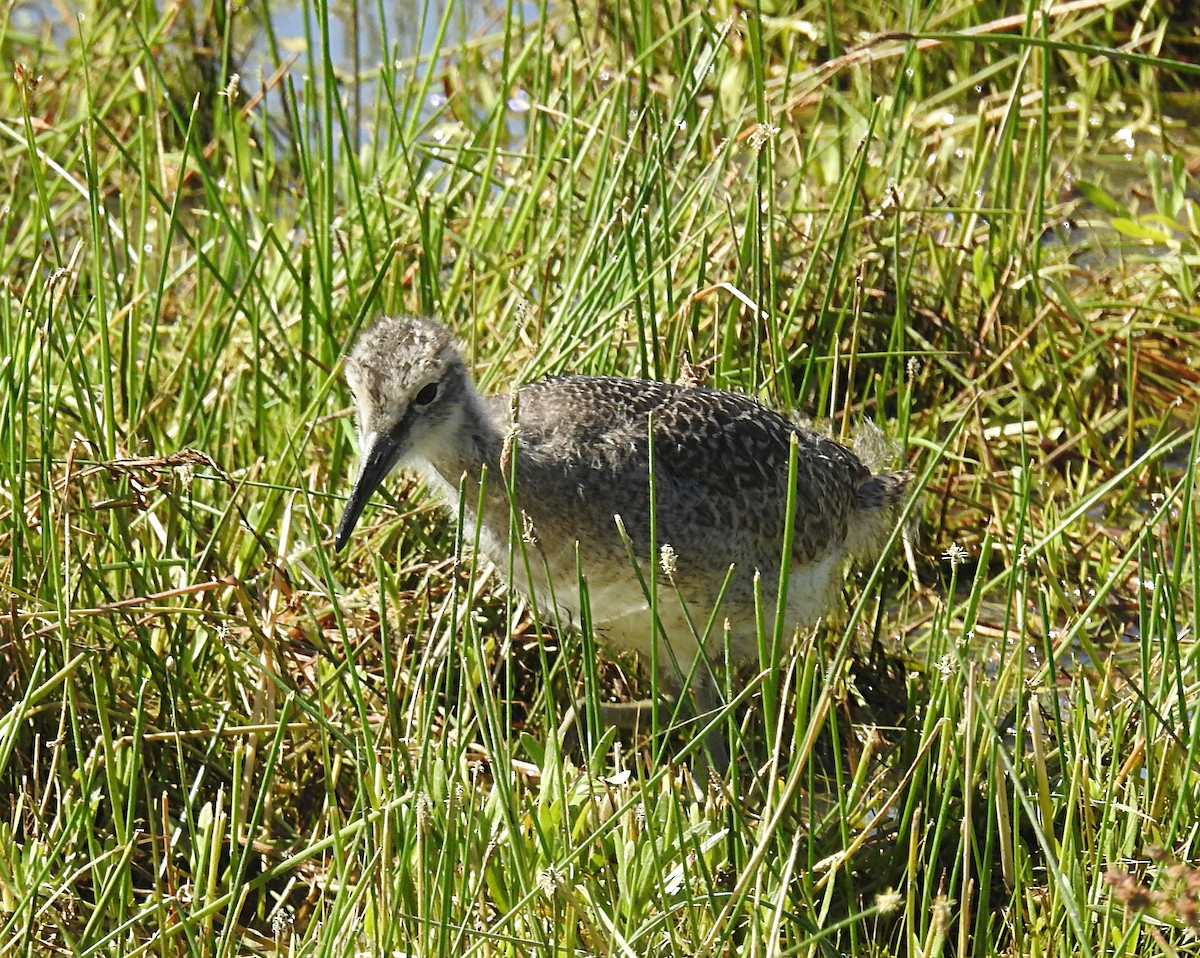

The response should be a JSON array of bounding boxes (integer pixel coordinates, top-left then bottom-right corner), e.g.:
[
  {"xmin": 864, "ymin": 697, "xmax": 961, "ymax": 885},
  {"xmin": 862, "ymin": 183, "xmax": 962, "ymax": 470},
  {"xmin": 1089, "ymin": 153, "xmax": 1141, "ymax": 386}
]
[{"xmin": 334, "ymin": 315, "xmax": 908, "ymax": 770}]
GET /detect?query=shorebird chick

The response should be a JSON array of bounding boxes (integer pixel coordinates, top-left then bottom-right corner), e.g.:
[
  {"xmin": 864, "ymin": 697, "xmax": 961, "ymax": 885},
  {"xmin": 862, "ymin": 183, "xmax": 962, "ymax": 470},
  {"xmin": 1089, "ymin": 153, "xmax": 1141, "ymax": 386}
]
[{"xmin": 334, "ymin": 315, "xmax": 908, "ymax": 771}]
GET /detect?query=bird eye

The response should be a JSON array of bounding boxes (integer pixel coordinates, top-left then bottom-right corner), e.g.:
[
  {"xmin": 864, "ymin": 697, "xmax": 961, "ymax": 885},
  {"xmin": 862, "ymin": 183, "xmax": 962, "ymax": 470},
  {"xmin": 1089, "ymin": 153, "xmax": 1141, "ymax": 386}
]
[{"xmin": 415, "ymin": 382, "xmax": 439, "ymax": 406}]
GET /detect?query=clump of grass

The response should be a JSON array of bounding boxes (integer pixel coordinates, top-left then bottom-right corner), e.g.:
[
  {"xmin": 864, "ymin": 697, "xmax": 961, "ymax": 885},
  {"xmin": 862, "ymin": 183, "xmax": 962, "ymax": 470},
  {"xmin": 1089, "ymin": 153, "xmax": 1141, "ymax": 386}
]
[
  {"xmin": 2, "ymin": 0, "xmax": 1199, "ymax": 955},
  {"xmin": 1107, "ymin": 848, "xmax": 1200, "ymax": 935}
]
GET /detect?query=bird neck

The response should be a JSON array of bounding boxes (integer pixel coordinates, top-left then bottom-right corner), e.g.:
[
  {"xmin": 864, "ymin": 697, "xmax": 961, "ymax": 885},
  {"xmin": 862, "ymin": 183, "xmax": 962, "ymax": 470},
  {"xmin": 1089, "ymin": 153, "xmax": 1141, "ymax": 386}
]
[{"xmin": 420, "ymin": 387, "xmax": 508, "ymax": 497}]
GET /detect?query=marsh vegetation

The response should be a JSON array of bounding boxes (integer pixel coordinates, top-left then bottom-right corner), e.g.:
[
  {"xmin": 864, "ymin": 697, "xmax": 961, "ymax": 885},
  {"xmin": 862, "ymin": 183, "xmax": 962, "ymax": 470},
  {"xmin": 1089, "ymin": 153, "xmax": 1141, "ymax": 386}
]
[{"xmin": 2, "ymin": 0, "xmax": 1200, "ymax": 954}]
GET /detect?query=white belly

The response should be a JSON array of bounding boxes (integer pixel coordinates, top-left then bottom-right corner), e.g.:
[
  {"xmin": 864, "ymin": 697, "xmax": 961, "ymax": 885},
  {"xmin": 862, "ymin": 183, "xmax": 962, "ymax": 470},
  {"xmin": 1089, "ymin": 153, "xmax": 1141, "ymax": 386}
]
[{"xmin": 495, "ymin": 535, "xmax": 846, "ymax": 681}]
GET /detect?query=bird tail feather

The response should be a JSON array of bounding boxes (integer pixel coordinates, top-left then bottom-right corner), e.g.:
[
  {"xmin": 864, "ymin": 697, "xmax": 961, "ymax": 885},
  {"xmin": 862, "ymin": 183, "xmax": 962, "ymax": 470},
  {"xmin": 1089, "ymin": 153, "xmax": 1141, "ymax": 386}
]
[{"xmin": 845, "ymin": 471, "xmax": 913, "ymax": 560}]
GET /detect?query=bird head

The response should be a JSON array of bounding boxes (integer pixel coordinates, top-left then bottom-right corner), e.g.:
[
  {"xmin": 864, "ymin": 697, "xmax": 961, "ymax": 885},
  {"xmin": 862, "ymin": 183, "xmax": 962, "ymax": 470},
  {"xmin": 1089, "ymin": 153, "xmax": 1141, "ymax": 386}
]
[{"xmin": 334, "ymin": 315, "xmax": 469, "ymax": 550}]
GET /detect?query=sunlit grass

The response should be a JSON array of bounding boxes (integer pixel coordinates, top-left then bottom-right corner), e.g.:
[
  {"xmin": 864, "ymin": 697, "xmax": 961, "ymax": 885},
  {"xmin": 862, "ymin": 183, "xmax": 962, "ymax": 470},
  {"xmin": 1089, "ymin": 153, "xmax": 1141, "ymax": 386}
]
[{"xmin": 2, "ymin": 0, "xmax": 1199, "ymax": 954}]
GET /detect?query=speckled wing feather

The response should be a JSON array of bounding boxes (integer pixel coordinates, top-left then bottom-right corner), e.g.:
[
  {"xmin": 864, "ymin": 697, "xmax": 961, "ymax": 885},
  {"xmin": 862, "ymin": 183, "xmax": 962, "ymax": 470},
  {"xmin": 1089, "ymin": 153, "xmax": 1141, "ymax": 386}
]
[{"xmin": 511, "ymin": 376, "xmax": 869, "ymax": 567}]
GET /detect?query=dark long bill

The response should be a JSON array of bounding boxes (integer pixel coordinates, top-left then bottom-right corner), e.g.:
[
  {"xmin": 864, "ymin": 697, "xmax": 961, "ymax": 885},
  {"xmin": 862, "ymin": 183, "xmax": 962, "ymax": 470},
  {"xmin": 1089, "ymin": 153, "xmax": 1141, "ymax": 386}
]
[{"xmin": 335, "ymin": 432, "xmax": 401, "ymax": 551}]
